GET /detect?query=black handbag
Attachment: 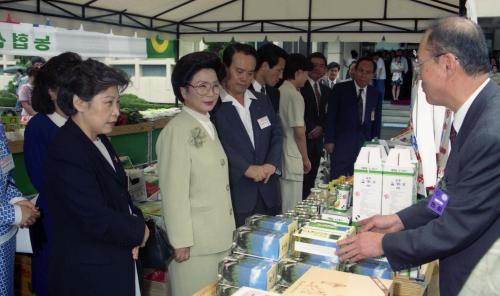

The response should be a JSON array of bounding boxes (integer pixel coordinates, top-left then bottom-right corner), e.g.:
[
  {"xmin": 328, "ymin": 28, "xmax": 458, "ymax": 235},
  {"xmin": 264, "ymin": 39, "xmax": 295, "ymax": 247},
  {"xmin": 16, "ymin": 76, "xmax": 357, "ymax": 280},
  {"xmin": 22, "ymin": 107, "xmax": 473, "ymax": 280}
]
[{"xmin": 140, "ymin": 219, "xmax": 174, "ymax": 269}]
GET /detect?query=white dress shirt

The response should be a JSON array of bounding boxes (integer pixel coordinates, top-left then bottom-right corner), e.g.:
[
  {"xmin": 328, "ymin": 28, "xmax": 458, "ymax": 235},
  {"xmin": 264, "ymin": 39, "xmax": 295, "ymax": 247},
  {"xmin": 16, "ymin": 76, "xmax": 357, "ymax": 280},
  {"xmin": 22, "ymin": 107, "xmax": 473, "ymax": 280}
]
[
  {"xmin": 220, "ymin": 88, "xmax": 257, "ymax": 148},
  {"xmin": 453, "ymin": 78, "xmax": 490, "ymax": 133},
  {"xmin": 183, "ymin": 106, "xmax": 215, "ymax": 140},
  {"xmin": 252, "ymin": 80, "xmax": 265, "ymax": 93},
  {"xmin": 308, "ymin": 77, "xmax": 321, "ymax": 97}
]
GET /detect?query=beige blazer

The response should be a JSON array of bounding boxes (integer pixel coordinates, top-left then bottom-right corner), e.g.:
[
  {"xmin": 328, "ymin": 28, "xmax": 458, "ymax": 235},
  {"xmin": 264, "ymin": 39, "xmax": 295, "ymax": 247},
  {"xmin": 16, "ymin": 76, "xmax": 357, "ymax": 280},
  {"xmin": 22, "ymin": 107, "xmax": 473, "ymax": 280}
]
[
  {"xmin": 156, "ymin": 110, "xmax": 235, "ymax": 256},
  {"xmin": 279, "ymin": 80, "xmax": 306, "ymax": 181}
]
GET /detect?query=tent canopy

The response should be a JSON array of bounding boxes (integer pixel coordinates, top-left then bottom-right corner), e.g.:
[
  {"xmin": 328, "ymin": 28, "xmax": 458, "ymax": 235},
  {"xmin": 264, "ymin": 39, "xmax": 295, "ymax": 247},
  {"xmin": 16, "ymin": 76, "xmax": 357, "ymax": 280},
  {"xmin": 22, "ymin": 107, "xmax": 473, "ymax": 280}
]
[{"xmin": 1, "ymin": 0, "xmax": 462, "ymax": 43}]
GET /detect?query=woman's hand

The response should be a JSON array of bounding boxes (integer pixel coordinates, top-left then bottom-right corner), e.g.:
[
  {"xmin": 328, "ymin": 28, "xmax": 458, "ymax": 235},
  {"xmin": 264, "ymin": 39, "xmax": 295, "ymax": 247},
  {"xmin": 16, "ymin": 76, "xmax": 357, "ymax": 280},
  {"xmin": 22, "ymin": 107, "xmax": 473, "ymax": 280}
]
[
  {"xmin": 174, "ymin": 247, "xmax": 190, "ymax": 263},
  {"xmin": 17, "ymin": 202, "xmax": 40, "ymax": 228},
  {"xmin": 132, "ymin": 224, "xmax": 151, "ymax": 260}
]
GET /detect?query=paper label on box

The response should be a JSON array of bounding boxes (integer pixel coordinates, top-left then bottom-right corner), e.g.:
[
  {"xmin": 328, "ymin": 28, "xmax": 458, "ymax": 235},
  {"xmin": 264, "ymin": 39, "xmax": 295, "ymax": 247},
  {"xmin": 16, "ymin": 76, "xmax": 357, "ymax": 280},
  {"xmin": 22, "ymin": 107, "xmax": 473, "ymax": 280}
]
[
  {"xmin": 294, "ymin": 241, "xmax": 339, "ymax": 261},
  {"xmin": 353, "ymin": 171, "xmax": 383, "ymax": 221}
]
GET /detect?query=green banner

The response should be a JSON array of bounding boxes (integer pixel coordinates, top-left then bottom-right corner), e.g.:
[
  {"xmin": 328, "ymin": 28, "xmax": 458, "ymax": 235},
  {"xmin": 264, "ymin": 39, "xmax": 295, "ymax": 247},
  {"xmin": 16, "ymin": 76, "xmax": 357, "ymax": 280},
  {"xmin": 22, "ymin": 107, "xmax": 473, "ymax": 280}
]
[{"xmin": 146, "ymin": 36, "xmax": 176, "ymax": 58}]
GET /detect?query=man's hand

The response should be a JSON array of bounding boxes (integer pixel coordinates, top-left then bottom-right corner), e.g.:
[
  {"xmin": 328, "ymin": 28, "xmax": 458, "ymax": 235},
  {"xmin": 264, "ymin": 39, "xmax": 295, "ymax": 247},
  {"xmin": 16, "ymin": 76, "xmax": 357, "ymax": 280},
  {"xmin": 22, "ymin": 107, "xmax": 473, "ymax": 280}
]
[
  {"xmin": 174, "ymin": 247, "xmax": 190, "ymax": 263},
  {"xmin": 324, "ymin": 143, "xmax": 335, "ymax": 154},
  {"xmin": 262, "ymin": 164, "xmax": 276, "ymax": 184},
  {"xmin": 336, "ymin": 232, "xmax": 385, "ymax": 263},
  {"xmin": 245, "ymin": 165, "xmax": 266, "ymax": 182},
  {"xmin": 303, "ymin": 158, "xmax": 312, "ymax": 174},
  {"xmin": 358, "ymin": 214, "xmax": 405, "ymax": 234},
  {"xmin": 308, "ymin": 126, "xmax": 323, "ymax": 139}
]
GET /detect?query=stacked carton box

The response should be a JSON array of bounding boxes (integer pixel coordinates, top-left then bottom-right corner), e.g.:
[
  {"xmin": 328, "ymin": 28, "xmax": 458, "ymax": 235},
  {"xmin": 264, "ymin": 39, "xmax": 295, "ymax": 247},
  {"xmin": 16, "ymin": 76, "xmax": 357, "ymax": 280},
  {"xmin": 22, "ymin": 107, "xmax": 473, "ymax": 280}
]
[
  {"xmin": 382, "ymin": 148, "xmax": 417, "ymax": 215},
  {"xmin": 352, "ymin": 146, "xmax": 387, "ymax": 222}
]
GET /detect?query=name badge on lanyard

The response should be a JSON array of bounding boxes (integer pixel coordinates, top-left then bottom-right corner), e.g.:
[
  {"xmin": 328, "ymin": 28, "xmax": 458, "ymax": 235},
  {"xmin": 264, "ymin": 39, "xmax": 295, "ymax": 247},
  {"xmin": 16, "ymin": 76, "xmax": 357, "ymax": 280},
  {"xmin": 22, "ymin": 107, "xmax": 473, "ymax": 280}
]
[
  {"xmin": 427, "ymin": 185, "xmax": 449, "ymax": 216},
  {"xmin": 0, "ymin": 153, "xmax": 15, "ymax": 174}
]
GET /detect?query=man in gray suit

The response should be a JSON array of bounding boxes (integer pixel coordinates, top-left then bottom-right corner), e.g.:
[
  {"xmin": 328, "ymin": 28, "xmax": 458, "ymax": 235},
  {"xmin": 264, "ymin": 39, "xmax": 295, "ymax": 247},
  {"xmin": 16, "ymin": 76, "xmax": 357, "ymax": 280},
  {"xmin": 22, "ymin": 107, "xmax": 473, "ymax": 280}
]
[{"xmin": 336, "ymin": 17, "xmax": 500, "ymax": 296}]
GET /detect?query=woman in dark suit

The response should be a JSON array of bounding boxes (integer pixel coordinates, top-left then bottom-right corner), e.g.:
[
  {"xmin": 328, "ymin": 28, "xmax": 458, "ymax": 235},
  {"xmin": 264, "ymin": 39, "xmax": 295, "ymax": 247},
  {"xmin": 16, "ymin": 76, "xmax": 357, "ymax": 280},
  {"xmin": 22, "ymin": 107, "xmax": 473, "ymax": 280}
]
[
  {"xmin": 44, "ymin": 59, "xmax": 149, "ymax": 296},
  {"xmin": 24, "ymin": 52, "xmax": 82, "ymax": 296}
]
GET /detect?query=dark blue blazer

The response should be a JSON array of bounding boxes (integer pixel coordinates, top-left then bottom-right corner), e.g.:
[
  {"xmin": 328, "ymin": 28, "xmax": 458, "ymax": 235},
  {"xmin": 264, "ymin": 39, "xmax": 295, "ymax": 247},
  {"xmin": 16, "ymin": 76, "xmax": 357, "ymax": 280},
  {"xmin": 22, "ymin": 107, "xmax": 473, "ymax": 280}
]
[
  {"xmin": 383, "ymin": 81, "xmax": 500, "ymax": 296},
  {"xmin": 324, "ymin": 80, "xmax": 382, "ymax": 177},
  {"xmin": 45, "ymin": 118, "xmax": 145, "ymax": 296},
  {"xmin": 212, "ymin": 90, "xmax": 283, "ymax": 213},
  {"xmin": 23, "ymin": 113, "xmax": 60, "ymax": 296}
]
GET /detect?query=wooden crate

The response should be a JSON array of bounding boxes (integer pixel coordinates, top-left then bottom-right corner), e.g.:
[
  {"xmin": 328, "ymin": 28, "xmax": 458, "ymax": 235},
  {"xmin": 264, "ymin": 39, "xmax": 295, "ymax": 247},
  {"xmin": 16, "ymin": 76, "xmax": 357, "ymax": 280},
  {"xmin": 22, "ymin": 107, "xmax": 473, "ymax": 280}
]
[{"xmin": 393, "ymin": 261, "xmax": 438, "ymax": 296}]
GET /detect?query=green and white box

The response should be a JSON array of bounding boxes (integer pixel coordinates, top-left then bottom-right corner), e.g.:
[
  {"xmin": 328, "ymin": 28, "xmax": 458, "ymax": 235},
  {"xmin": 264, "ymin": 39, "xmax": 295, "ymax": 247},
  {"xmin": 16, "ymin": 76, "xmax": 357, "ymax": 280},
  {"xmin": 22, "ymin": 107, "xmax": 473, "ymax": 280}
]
[
  {"xmin": 353, "ymin": 146, "xmax": 386, "ymax": 222},
  {"xmin": 382, "ymin": 148, "xmax": 417, "ymax": 215}
]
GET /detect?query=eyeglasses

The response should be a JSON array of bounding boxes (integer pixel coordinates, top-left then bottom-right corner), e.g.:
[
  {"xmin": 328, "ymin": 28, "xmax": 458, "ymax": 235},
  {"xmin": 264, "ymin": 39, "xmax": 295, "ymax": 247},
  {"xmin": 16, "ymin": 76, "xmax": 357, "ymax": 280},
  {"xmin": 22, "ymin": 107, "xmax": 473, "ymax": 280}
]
[
  {"xmin": 187, "ymin": 82, "xmax": 221, "ymax": 96},
  {"xmin": 415, "ymin": 53, "xmax": 445, "ymax": 68}
]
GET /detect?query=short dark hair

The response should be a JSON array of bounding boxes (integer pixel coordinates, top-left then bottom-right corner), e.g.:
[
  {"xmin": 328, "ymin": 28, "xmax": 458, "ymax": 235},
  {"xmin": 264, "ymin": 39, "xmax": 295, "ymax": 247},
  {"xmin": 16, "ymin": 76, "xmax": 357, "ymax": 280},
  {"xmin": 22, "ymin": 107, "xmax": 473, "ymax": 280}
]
[
  {"xmin": 57, "ymin": 59, "xmax": 129, "ymax": 116},
  {"xmin": 31, "ymin": 56, "xmax": 45, "ymax": 65},
  {"xmin": 32, "ymin": 52, "xmax": 82, "ymax": 114},
  {"xmin": 283, "ymin": 53, "xmax": 313, "ymax": 80},
  {"xmin": 222, "ymin": 43, "xmax": 257, "ymax": 68},
  {"xmin": 355, "ymin": 57, "xmax": 376, "ymax": 73},
  {"xmin": 327, "ymin": 62, "xmax": 340, "ymax": 70},
  {"xmin": 307, "ymin": 52, "xmax": 327, "ymax": 66},
  {"xmin": 256, "ymin": 43, "xmax": 288, "ymax": 70},
  {"xmin": 26, "ymin": 66, "xmax": 38, "ymax": 77},
  {"xmin": 171, "ymin": 51, "xmax": 225, "ymax": 102},
  {"xmin": 426, "ymin": 16, "xmax": 489, "ymax": 76}
]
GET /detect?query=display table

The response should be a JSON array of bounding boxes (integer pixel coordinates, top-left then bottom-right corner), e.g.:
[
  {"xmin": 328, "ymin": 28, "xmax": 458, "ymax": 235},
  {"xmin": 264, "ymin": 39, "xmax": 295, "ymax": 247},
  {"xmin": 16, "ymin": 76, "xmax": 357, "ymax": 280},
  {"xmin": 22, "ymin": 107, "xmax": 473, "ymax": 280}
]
[{"xmin": 7, "ymin": 117, "xmax": 171, "ymax": 195}]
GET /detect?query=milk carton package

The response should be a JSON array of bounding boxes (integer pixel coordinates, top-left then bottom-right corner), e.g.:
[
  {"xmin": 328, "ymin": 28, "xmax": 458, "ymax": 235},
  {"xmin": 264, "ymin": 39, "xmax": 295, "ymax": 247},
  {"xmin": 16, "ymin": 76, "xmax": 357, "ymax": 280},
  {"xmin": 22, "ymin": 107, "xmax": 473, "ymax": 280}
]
[
  {"xmin": 353, "ymin": 146, "xmax": 387, "ymax": 222},
  {"xmin": 345, "ymin": 258, "xmax": 393, "ymax": 280},
  {"xmin": 218, "ymin": 254, "xmax": 278, "ymax": 291},
  {"xmin": 232, "ymin": 226, "xmax": 290, "ymax": 261},
  {"xmin": 245, "ymin": 214, "xmax": 298, "ymax": 236},
  {"xmin": 292, "ymin": 225, "xmax": 350, "ymax": 264},
  {"xmin": 277, "ymin": 257, "xmax": 338, "ymax": 287},
  {"xmin": 382, "ymin": 147, "xmax": 417, "ymax": 215}
]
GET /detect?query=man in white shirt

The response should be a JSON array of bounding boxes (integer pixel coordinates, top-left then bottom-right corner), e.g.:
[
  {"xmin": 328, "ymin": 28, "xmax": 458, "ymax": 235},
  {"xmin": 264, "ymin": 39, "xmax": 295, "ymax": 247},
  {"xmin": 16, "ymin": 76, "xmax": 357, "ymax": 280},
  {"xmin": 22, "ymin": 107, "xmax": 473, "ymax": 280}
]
[
  {"xmin": 372, "ymin": 52, "xmax": 386, "ymax": 100},
  {"xmin": 213, "ymin": 43, "xmax": 283, "ymax": 226},
  {"xmin": 251, "ymin": 43, "xmax": 288, "ymax": 113}
]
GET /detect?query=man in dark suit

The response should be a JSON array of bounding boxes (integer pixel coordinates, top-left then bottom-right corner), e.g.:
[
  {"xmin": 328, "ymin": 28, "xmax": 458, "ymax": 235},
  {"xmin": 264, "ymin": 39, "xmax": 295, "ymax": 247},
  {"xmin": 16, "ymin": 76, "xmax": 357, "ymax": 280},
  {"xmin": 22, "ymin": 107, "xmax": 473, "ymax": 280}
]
[
  {"xmin": 213, "ymin": 43, "xmax": 283, "ymax": 227},
  {"xmin": 324, "ymin": 57, "xmax": 382, "ymax": 179},
  {"xmin": 320, "ymin": 61, "xmax": 340, "ymax": 90},
  {"xmin": 336, "ymin": 17, "xmax": 500, "ymax": 296},
  {"xmin": 250, "ymin": 43, "xmax": 288, "ymax": 113},
  {"xmin": 300, "ymin": 52, "xmax": 329, "ymax": 199}
]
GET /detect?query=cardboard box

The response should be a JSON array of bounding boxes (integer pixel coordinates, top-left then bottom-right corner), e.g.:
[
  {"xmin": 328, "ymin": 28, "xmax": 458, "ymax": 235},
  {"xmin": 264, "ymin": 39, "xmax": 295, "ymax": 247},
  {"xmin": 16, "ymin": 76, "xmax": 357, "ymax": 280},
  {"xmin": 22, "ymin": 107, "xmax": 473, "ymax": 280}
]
[
  {"xmin": 278, "ymin": 258, "xmax": 337, "ymax": 287},
  {"xmin": 292, "ymin": 227, "xmax": 348, "ymax": 264},
  {"xmin": 218, "ymin": 254, "xmax": 278, "ymax": 291},
  {"xmin": 246, "ymin": 214, "xmax": 298, "ymax": 237},
  {"xmin": 353, "ymin": 146, "xmax": 386, "ymax": 222},
  {"xmin": 392, "ymin": 261, "xmax": 438, "ymax": 296},
  {"xmin": 382, "ymin": 148, "xmax": 417, "ymax": 215},
  {"xmin": 232, "ymin": 287, "xmax": 281, "ymax": 296},
  {"xmin": 304, "ymin": 221, "xmax": 356, "ymax": 237},
  {"xmin": 320, "ymin": 208, "xmax": 352, "ymax": 225},
  {"xmin": 232, "ymin": 226, "xmax": 290, "ymax": 261},
  {"xmin": 345, "ymin": 258, "xmax": 393, "ymax": 280},
  {"xmin": 282, "ymin": 267, "xmax": 394, "ymax": 296}
]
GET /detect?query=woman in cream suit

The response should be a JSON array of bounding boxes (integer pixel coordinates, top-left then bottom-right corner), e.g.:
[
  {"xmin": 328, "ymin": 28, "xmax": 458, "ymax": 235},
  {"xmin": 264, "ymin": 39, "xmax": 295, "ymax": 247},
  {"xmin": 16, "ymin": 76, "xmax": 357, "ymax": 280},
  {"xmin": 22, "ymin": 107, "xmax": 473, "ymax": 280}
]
[{"xmin": 156, "ymin": 52, "xmax": 236, "ymax": 296}]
